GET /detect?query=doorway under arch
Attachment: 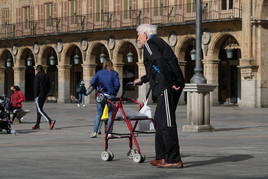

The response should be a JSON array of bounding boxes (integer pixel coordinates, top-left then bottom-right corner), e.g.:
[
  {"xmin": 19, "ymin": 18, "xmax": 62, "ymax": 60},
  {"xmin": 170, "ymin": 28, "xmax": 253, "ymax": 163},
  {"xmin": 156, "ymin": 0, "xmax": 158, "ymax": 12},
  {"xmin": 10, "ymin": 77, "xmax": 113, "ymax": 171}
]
[
  {"xmin": 21, "ymin": 49, "xmax": 35, "ymax": 101},
  {"xmin": 218, "ymin": 36, "xmax": 241, "ymax": 105}
]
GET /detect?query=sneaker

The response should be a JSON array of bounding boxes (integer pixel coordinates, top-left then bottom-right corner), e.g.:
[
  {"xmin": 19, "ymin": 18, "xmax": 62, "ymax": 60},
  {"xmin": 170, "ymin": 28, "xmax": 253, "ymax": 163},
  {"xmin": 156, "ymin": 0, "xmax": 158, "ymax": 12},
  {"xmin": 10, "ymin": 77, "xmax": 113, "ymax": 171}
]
[
  {"xmin": 98, "ymin": 131, "xmax": 102, "ymax": 135},
  {"xmin": 49, "ymin": 120, "xmax": 56, "ymax": 130},
  {"xmin": 90, "ymin": 132, "xmax": 97, "ymax": 138},
  {"xmin": 82, "ymin": 104, "xmax": 86, "ymax": 107},
  {"xmin": 77, "ymin": 104, "xmax": 80, "ymax": 107},
  {"xmin": 32, "ymin": 125, "xmax": 40, "ymax": 130},
  {"xmin": 107, "ymin": 134, "xmax": 113, "ymax": 138}
]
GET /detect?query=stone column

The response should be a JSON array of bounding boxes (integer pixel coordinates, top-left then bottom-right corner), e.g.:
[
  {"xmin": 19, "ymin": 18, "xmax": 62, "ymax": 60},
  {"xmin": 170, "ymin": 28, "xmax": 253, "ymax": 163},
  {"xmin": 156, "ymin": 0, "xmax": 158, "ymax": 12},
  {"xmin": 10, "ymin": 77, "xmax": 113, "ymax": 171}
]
[
  {"xmin": 203, "ymin": 59, "xmax": 220, "ymax": 105},
  {"xmin": 239, "ymin": 0, "xmax": 258, "ymax": 107},
  {"xmin": 82, "ymin": 64, "xmax": 96, "ymax": 104},
  {"xmin": 114, "ymin": 63, "xmax": 124, "ymax": 97},
  {"xmin": 13, "ymin": 67, "xmax": 26, "ymax": 94},
  {"xmin": 239, "ymin": 60, "xmax": 258, "ymax": 107},
  {"xmin": 0, "ymin": 67, "xmax": 5, "ymax": 95},
  {"xmin": 182, "ymin": 84, "xmax": 217, "ymax": 132},
  {"xmin": 57, "ymin": 65, "xmax": 71, "ymax": 103}
]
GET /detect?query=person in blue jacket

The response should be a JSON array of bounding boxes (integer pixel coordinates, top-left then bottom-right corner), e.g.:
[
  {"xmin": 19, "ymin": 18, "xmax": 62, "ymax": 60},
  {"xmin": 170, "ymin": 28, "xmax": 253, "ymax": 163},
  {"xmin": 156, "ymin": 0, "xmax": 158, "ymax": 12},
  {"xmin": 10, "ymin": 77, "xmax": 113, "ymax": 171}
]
[{"xmin": 90, "ymin": 59, "xmax": 120, "ymax": 138}]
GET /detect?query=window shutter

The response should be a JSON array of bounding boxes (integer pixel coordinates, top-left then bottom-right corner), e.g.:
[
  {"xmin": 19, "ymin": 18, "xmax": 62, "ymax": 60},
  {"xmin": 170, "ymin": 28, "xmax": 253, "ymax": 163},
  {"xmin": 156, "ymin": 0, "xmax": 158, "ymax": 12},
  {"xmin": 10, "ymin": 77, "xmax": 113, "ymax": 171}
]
[
  {"xmin": 104, "ymin": 0, "xmax": 108, "ymax": 12},
  {"xmin": 64, "ymin": 1, "xmax": 69, "ymax": 17},
  {"xmin": 30, "ymin": 6, "xmax": 34, "ymax": 21},
  {"xmin": 41, "ymin": 5, "xmax": 45, "ymax": 19},
  {"xmin": 19, "ymin": 8, "xmax": 23, "ymax": 23},
  {"xmin": 78, "ymin": 0, "xmax": 81, "ymax": 15},
  {"xmin": 53, "ymin": 3, "xmax": 57, "ymax": 18},
  {"xmin": 16, "ymin": 8, "xmax": 19, "ymax": 23}
]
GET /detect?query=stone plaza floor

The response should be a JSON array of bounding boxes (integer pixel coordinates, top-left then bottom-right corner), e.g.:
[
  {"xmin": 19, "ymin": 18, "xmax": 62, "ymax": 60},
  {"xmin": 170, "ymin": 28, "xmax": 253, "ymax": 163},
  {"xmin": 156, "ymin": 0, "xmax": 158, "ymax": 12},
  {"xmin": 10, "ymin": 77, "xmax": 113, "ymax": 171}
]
[{"xmin": 0, "ymin": 102, "xmax": 268, "ymax": 179}]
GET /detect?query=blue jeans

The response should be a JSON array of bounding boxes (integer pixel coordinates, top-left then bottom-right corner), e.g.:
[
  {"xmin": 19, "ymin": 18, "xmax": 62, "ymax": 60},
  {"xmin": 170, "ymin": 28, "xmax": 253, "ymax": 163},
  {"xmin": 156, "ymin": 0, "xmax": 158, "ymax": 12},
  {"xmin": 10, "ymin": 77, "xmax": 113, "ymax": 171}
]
[
  {"xmin": 93, "ymin": 97, "xmax": 114, "ymax": 134},
  {"xmin": 78, "ymin": 93, "xmax": 85, "ymax": 105}
]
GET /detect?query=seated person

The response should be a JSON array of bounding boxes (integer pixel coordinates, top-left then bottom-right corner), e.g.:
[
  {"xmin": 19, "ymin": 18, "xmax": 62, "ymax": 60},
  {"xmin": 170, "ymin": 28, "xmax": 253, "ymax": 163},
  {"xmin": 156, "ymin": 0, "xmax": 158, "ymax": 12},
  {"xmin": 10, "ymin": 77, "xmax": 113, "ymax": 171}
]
[{"xmin": 9, "ymin": 86, "xmax": 25, "ymax": 123}]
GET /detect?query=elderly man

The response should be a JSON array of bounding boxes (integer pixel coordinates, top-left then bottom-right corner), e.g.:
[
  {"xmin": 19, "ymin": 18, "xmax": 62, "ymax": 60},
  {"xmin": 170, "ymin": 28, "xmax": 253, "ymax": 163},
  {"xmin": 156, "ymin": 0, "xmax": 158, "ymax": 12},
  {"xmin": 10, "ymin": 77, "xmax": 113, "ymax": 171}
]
[{"xmin": 134, "ymin": 24, "xmax": 185, "ymax": 168}]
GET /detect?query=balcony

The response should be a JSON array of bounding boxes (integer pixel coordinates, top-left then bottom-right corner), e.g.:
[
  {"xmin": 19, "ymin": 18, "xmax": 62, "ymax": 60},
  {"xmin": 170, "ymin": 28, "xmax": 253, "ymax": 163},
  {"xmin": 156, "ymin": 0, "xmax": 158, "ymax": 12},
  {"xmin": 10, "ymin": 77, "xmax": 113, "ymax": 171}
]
[{"xmin": 0, "ymin": 1, "xmax": 242, "ymax": 40}]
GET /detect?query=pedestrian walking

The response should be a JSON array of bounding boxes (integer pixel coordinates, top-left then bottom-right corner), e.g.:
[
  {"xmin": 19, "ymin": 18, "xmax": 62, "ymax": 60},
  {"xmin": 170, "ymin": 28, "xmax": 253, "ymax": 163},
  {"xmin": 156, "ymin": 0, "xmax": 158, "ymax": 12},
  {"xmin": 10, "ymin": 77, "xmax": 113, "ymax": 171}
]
[
  {"xmin": 32, "ymin": 65, "xmax": 56, "ymax": 130},
  {"xmin": 134, "ymin": 24, "xmax": 185, "ymax": 168},
  {"xmin": 90, "ymin": 59, "xmax": 120, "ymax": 138},
  {"xmin": 77, "ymin": 81, "xmax": 87, "ymax": 107}
]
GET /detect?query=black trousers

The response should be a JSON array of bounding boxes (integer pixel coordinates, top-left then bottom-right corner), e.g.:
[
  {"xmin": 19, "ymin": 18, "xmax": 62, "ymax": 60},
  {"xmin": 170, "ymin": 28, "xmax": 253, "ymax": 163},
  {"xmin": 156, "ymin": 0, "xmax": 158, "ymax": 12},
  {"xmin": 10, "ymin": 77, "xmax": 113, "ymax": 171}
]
[
  {"xmin": 35, "ymin": 96, "xmax": 52, "ymax": 126},
  {"xmin": 154, "ymin": 88, "xmax": 182, "ymax": 163}
]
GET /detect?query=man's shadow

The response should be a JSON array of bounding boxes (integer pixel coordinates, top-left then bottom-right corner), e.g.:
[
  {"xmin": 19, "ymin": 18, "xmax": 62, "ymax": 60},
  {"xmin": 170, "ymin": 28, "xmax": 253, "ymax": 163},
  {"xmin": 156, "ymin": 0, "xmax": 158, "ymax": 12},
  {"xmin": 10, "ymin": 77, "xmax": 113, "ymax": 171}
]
[{"xmin": 185, "ymin": 154, "xmax": 253, "ymax": 168}]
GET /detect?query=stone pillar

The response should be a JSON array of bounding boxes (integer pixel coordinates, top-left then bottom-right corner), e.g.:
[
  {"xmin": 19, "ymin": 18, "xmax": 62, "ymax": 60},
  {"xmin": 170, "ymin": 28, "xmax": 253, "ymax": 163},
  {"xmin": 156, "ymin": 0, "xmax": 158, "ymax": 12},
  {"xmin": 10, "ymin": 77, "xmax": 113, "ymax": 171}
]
[
  {"xmin": 58, "ymin": 65, "xmax": 71, "ymax": 103},
  {"xmin": 0, "ymin": 67, "xmax": 5, "ymax": 95},
  {"xmin": 82, "ymin": 64, "xmax": 96, "ymax": 104},
  {"xmin": 114, "ymin": 63, "xmax": 124, "ymax": 97},
  {"xmin": 13, "ymin": 67, "xmax": 26, "ymax": 94},
  {"xmin": 182, "ymin": 84, "xmax": 217, "ymax": 132},
  {"xmin": 203, "ymin": 59, "xmax": 220, "ymax": 105},
  {"xmin": 239, "ymin": 0, "xmax": 258, "ymax": 107},
  {"xmin": 238, "ymin": 59, "xmax": 258, "ymax": 107}
]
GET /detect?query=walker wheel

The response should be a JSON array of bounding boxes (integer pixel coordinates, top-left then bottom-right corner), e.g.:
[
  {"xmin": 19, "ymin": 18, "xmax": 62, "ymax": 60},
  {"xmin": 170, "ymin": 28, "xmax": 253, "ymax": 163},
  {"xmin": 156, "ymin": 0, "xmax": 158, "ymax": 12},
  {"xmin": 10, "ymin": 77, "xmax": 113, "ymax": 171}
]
[
  {"xmin": 133, "ymin": 153, "xmax": 143, "ymax": 163},
  {"xmin": 127, "ymin": 149, "xmax": 137, "ymax": 159},
  {"xmin": 6, "ymin": 129, "xmax": 11, "ymax": 134},
  {"xmin": 141, "ymin": 154, "xmax": 146, "ymax": 162},
  {"xmin": 101, "ymin": 151, "xmax": 112, "ymax": 161},
  {"xmin": 108, "ymin": 151, "xmax": 114, "ymax": 161}
]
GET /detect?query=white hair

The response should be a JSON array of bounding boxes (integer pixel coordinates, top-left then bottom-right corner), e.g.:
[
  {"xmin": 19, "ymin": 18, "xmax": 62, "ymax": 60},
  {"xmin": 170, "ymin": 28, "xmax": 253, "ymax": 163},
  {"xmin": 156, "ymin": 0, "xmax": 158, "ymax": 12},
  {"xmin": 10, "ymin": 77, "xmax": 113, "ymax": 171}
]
[{"xmin": 136, "ymin": 24, "xmax": 157, "ymax": 36}]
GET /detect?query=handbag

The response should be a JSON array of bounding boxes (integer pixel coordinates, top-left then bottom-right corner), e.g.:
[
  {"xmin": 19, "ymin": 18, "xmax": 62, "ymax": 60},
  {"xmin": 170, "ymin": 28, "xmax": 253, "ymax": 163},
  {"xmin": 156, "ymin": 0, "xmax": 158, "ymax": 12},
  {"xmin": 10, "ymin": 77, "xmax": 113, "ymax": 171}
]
[
  {"xmin": 101, "ymin": 104, "xmax": 109, "ymax": 120},
  {"xmin": 138, "ymin": 89, "xmax": 155, "ymax": 131}
]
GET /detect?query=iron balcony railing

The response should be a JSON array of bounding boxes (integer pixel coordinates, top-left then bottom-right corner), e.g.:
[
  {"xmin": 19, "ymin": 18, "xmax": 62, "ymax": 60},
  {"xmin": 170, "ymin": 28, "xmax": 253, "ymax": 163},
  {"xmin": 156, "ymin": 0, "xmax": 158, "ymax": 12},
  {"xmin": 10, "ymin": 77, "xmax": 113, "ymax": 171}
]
[{"xmin": 0, "ymin": 1, "xmax": 242, "ymax": 40}]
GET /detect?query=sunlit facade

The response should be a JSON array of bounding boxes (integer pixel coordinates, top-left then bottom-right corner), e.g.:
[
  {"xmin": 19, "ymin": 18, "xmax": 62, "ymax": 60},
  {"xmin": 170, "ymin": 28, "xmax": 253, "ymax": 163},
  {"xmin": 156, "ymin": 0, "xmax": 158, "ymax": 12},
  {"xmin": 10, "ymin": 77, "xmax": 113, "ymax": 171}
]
[{"xmin": 0, "ymin": 0, "xmax": 267, "ymax": 108}]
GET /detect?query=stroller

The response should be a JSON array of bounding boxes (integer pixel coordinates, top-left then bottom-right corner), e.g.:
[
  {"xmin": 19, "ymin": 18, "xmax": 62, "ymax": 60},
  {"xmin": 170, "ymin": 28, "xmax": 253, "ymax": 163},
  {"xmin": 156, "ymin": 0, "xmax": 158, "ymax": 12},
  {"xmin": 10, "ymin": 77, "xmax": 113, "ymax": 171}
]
[{"xmin": 0, "ymin": 96, "xmax": 12, "ymax": 134}]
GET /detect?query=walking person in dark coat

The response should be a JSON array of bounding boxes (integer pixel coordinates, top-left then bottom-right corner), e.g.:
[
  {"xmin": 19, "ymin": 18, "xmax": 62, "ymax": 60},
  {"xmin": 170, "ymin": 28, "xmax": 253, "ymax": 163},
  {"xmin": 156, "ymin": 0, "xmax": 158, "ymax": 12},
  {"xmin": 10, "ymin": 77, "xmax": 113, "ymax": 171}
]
[
  {"xmin": 134, "ymin": 24, "xmax": 185, "ymax": 168},
  {"xmin": 32, "ymin": 65, "xmax": 56, "ymax": 130}
]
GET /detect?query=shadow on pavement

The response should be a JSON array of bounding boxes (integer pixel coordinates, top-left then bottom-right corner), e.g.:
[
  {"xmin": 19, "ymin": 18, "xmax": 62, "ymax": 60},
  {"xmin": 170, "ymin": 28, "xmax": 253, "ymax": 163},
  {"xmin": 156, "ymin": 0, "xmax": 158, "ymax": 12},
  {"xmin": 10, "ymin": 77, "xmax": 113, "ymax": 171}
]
[
  {"xmin": 215, "ymin": 125, "xmax": 268, "ymax": 132},
  {"xmin": 55, "ymin": 124, "xmax": 90, "ymax": 130},
  {"xmin": 185, "ymin": 154, "xmax": 254, "ymax": 168},
  {"xmin": 15, "ymin": 129, "xmax": 40, "ymax": 134}
]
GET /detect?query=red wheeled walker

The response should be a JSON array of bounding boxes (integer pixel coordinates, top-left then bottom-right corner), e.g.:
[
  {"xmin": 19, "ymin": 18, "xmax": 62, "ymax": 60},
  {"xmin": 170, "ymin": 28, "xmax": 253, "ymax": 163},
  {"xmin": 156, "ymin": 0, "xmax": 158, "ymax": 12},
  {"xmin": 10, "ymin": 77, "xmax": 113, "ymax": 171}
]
[{"xmin": 100, "ymin": 94, "xmax": 154, "ymax": 163}]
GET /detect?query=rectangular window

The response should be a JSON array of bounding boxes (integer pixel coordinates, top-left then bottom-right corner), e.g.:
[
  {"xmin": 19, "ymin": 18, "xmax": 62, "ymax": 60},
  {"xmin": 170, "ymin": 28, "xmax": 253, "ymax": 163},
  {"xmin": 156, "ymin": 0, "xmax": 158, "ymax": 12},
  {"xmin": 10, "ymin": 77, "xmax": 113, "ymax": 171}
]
[
  {"xmin": 1, "ymin": 8, "xmax": 10, "ymax": 24},
  {"xmin": 96, "ymin": 0, "xmax": 103, "ymax": 22},
  {"xmin": 186, "ymin": 0, "xmax": 195, "ymax": 13},
  {"xmin": 70, "ymin": 0, "xmax": 77, "ymax": 24},
  {"xmin": 23, "ymin": 6, "xmax": 30, "ymax": 28},
  {"xmin": 46, "ymin": 3, "xmax": 53, "ymax": 26},
  {"xmin": 23, "ymin": 6, "xmax": 30, "ymax": 22},
  {"xmin": 222, "ymin": 0, "xmax": 233, "ymax": 10},
  {"xmin": 229, "ymin": 0, "xmax": 233, "ymax": 9},
  {"xmin": 153, "ymin": 0, "xmax": 163, "ymax": 16},
  {"xmin": 124, "ymin": 0, "xmax": 132, "ymax": 19}
]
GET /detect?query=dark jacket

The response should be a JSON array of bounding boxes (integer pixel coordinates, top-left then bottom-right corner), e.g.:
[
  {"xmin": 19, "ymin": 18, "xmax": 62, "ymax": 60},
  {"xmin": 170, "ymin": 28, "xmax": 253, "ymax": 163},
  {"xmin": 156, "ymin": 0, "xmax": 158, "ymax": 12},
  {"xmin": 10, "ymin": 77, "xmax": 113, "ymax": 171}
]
[
  {"xmin": 34, "ymin": 71, "xmax": 50, "ymax": 98},
  {"xmin": 91, "ymin": 69, "xmax": 120, "ymax": 96},
  {"xmin": 141, "ymin": 35, "xmax": 185, "ymax": 100},
  {"xmin": 77, "ymin": 84, "xmax": 87, "ymax": 94}
]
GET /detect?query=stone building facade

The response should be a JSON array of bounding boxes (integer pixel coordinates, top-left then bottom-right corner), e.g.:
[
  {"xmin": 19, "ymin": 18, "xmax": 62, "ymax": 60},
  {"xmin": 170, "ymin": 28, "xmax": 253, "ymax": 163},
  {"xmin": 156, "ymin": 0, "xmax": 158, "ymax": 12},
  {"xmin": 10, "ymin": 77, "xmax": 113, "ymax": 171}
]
[{"xmin": 0, "ymin": 0, "xmax": 267, "ymax": 108}]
